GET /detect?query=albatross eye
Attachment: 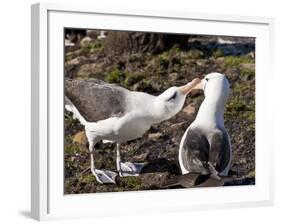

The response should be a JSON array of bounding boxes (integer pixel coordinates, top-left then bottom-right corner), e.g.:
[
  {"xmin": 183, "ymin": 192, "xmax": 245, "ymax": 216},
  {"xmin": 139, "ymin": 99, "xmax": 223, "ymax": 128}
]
[
  {"xmin": 205, "ymin": 78, "xmax": 209, "ymax": 82},
  {"xmin": 167, "ymin": 92, "xmax": 177, "ymax": 101}
]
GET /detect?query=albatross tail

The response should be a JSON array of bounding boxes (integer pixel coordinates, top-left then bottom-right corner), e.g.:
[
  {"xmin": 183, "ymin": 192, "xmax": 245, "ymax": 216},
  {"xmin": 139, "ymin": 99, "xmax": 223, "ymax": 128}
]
[
  {"xmin": 65, "ymin": 96, "xmax": 87, "ymax": 126},
  {"xmin": 161, "ymin": 172, "xmax": 228, "ymax": 188}
]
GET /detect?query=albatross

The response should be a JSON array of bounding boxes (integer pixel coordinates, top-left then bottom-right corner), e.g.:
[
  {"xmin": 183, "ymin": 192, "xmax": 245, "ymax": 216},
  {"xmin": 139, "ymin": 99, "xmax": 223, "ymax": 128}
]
[
  {"xmin": 163, "ymin": 73, "xmax": 232, "ymax": 188},
  {"xmin": 65, "ymin": 78, "xmax": 200, "ymax": 184}
]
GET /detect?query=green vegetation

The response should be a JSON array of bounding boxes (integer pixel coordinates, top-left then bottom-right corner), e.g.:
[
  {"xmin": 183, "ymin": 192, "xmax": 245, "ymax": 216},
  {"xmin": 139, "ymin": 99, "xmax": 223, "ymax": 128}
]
[
  {"xmin": 240, "ymin": 67, "xmax": 255, "ymax": 80},
  {"xmin": 157, "ymin": 47, "xmax": 182, "ymax": 67},
  {"xmin": 65, "ymin": 112, "xmax": 80, "ymax": 126},
  {"xmin": 79, "ymin": 41, "xmax": 103, "ymax": 55},
  {"xmin": 64, "ymin": 136, "xmax": 80, "ymax": 155},
  {"xmin": 64, "ymin": 33, "xmax": 256, "ymax": 193},
  {"xmin": 224, "ymin": 55, "xmax": 252, "ymax": 67},
  {"xmin": 186, "ymin": 49, "xmax": 204, "ymax": 59},
  {"xmin": 105, "ymin": 68, "xmax": 151, "ymax": 90},
  {"xmin": 105, "ymin": 69, "xmax": 126, "ymax": 83},
  {"xmin": 121, "ymin": 176, "xmax": 142, "ymax": 189},
  {"xmin": 226, "ymin": 80, "xmax": 255, "ymax": 130},
  {"xmin": 212, "ymin": 48, "xmax": 224, "ymax": 58},
  {"xmin": 124, "ymin": 73, "xmax": 144, "ymax": 87},
  {"xmin": 227, "ymin": 97, "xmax": 248, "ymax": 112},
  {"xmin": 66, "ymin": 52, "xmax": 73, "ymax": 61},
  {"xmin": 80, "ymin": 174, "xmax": 96, "ymax": 183}
]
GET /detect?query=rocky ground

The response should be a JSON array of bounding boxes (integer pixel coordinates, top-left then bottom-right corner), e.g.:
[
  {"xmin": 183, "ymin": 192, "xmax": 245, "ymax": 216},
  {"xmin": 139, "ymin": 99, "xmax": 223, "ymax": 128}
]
[{"xmin": 64, "ymin": 30, "xmax": 255, "ymax": 194}]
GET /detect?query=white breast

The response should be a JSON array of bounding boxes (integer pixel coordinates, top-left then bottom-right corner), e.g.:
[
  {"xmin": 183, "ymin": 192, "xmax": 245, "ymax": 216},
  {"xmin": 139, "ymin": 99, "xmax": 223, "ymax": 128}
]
[{"xmin": 85, "ymin": 111, "xmax": 152, "ymax": 143}]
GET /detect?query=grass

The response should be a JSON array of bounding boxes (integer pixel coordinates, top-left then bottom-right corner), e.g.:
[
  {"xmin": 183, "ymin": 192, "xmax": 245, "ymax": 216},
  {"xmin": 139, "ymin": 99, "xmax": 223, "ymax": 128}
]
[
  {"xmin": 157, "ymin": 47, "xmax": 182, "ymax": 68},
  {"xmin": 79, "ymin": 41, "xmax": 103, "ymax": 55},
  {"xmin": 105, "ymin": 69, "xmax": 126, "ymax": 83},
  {"xmin": 66, "ymin": 52, "xmax": 73, "ymax": 61},
  {"xmin": 64, "ymin": 136, "xmax": 81, "ymax": 155},
  {"xmin": 124, "ymin": 73, "xmax": 144, "ymax": 87},
  {"xmin": 186, "ymin": 49, "xmax": 204, "ymax": 59},
  {"xmin": 212, "ymin": 48, "xmax": 224, "ymax": 58},
  {"xmin": 225, "ymin": 79, "xmax": 255, "ymax": 130},
  {"xmin": 105, "ymin": 68, "xmax": 151, "ymax": 90},
  {"xmin": 65, "ymin": 112, "xmax": 80, "ymax": 126},
  {"xmin": 121, "ymin": 176, "xmax": 142, "ymax": 189},
  {"xmin": 224, "ymin": 55, "xmax": 253, "ymax": 67},
  {"xmin": 64, "ymin": 36, "xmax": 256, "ymax": 193},
  {"xmin": 240, "ymin": 68, "xmax": 255, "ymax": 80},
  {"xmin": 227, "ymin": 97, "xmax": 248, "ymax": 112}
]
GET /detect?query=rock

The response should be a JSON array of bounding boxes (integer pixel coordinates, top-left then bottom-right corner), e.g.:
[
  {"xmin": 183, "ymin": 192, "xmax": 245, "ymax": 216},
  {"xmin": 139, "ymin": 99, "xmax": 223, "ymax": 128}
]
[
  {"xmin": 132, "ymin": 153, "xmax": 148, "ymax": 161},
  {"xmin": 80, "ymin": 36, "xmax": 93, "ymax": 47},
  {"xmin": 148, "ymin": 132, "xmax": 163, "ymax": 140},
  {"xmin": 247, "ymin": 51, "xmax": 255, "ymax": 60},
  {"xmin": 86, "ymin": 30, "xmax": 100, "ymax": 39},
  {"xmin": 183, "ymin": 103, "xmax": 196, "ymax": 116},
  {"xmin": 103, "ymin": 31, "xmax": 189, "ymax": 56},
  {"xmin": 73, "ymin": 131, "xmax": 87, "ymax": 145},
  {"xmin": 65, "ymin": 39, "xmax": 75, "ymax": 47},
  {"xmin": 67, "ymin": 56, "xmax": 87, "ymax": 66},
  {"xmin": 170, "ymin": 121, "xmax": 186, "ymax": 130}
]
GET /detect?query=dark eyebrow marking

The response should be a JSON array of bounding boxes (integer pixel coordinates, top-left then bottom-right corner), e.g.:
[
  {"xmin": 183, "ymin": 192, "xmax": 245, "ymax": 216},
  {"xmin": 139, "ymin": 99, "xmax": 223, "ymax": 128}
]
[{"xmin": 167, "ymin": 91, "xmax": 177, "ymax": 101}]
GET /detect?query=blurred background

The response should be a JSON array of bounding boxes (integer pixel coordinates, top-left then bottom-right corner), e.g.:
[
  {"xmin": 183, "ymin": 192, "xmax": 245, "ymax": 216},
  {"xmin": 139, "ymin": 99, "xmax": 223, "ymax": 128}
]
[{"xmin": 64, "ymin": 29, "xmax": 255, "ymax": 194}]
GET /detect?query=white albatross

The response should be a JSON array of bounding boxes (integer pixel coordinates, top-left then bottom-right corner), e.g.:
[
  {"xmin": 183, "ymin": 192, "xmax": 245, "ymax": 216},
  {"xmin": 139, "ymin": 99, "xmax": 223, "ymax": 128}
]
[
  {"xmin": 65, "ymin": 78, "xmax": 200, "ymax": 184},
  {"xmin": 163, "ymin": 73, "xmax": 232, "ymax": 188}
]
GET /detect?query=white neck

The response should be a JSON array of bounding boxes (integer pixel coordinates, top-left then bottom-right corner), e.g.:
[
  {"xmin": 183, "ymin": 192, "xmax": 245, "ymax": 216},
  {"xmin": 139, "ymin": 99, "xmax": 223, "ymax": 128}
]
[{"xmin": 194, "ymin": 94, "xmax": 226, "ymax": 129}]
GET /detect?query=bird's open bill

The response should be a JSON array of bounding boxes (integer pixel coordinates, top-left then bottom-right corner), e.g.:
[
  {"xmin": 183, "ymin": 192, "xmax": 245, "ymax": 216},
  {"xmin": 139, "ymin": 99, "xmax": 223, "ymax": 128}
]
[{"xmin": 179, "ymin": 78, "xmax": 201, "ymax": 95}]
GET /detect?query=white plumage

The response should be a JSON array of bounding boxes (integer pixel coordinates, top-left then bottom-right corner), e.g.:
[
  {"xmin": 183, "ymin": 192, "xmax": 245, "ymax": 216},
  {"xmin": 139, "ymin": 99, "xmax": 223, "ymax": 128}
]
[
  {"xmin": 179, "ymin": 73, "xmax": 232, "ymax": 179},
  {"xmin": 65, "ymin": 78, "xmax": 200, "ymax": 184}
]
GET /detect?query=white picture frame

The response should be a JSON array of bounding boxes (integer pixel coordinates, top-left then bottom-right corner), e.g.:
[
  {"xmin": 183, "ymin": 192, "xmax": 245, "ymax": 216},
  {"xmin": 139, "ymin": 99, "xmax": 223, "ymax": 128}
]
[{"xmin": 31, "ymin": 2, "xmax": 274, "ymax": 221}]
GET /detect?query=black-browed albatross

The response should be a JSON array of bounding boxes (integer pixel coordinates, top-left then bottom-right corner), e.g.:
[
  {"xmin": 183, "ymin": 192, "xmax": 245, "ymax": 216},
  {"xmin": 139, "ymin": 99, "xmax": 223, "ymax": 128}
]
[
  {"xmin": 163, "ymin": 73, "xmax": 232, "ymax": 188},
  {"xmin": 65, "ymin": 78, "xmax": 200, "ymax": 184}
]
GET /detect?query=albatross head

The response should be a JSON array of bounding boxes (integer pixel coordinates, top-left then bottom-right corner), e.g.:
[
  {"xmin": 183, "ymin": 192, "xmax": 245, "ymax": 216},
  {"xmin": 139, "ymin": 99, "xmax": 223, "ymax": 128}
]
[
  {"xmin": 153, "ymin": 78, "xmax": 201, "ymax": 122},
  {"xmin": 194, "ymin": 73, "xmax": 230, "ymax": 102}
]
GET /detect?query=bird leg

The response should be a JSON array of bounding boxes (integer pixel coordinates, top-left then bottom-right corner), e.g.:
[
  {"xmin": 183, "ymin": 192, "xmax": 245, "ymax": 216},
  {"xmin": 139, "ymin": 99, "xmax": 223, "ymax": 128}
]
[
  {"xmin": 116, "ymin": 143, "xmax": 144, "ymax": 177},
  {"xmin": 88, "ymin": 141, "xmax": 117, "ymax": 184}
]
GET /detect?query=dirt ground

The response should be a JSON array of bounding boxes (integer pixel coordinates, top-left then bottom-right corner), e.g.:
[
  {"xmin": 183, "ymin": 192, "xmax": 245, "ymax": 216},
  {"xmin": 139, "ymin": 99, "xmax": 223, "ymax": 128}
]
[{"xmin": 64, "ymin": 31, "xmax": 255, "ymax": 194}]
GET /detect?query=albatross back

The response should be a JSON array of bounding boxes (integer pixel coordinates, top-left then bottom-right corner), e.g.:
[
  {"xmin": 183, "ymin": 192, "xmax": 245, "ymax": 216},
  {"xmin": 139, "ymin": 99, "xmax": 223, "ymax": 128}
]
[
  {"xmin": 65, "ymin": 79, "xmax": 128, "ymax": 122},
  {"xmin": 180, "ymin": 127, "xmax": 231, "ymax": 176}
]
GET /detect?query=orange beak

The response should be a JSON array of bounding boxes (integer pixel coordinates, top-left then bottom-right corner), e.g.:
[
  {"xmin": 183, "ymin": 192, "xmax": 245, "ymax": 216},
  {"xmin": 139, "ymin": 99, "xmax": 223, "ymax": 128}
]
[
  {"xmin": 192, "ymin": 79, "xmax": 204, "ymax": 90},
  {"xmin": 179, "ymin": 78, "xmax": 201, "ymax": 95}
]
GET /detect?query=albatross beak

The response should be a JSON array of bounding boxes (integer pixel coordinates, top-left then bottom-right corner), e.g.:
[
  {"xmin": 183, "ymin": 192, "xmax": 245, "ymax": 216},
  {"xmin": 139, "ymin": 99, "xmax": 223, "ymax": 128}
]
[
  {"xmin": 179, "ymin": 78, "xmax": 201, "ymax": 95},
  {"xmin": 192, "ymin": 79, "xmax": 204, "ymax": 90}
]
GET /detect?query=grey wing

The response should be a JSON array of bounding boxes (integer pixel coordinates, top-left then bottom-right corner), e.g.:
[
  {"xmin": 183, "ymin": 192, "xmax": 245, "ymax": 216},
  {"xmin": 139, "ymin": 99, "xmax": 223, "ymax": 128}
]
[
  {"xmin": 208, "ymin": 128, "xmax": 231, "ymax": 174},
  {"xmin": 180, "ymin": 127, "xmax": 231, "ymax": 175},
  {"xmin": 180, "ymin": 128, "xmax": 211, "ymax": 175},
  {"xmin": 65, "ymin": 79, "xmax": 129, "ymax": 122}
]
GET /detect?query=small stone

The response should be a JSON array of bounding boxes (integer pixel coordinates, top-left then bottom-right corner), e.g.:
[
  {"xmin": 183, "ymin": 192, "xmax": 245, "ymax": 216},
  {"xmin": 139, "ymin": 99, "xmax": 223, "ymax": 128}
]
[
  {"xmin": 183, "ymin": 103, "xmax": 196, "ymax": 116},
  {"xmin": 86, "ymin": 30, "xmax": 100, "ymax": 39},
  {"xmin": 80, "ymin": 36, "xmax": 93, "ymax": 47},
  {"xmin": 67, "ymin": 56, "xmax": 87, "ymax": 66},
  {"xmin": 67, "ymin": 57, "xmax": 80, "ymax": 66},
  {"xmin": 148, "ymin": 132, "xmax": 163, "ymax": 140},
  {"xmin": 132, "ymin": 153, "xmax": 148, "ymax": 161},
  {"xmin": 247, "ymin": 51, "xmax": 255, "ymax": 60},
  {"xmin": 171, "ymin": 122, "xmax": 186, "ymax": 130},
  {"xmin": 73, "ymin": 131, "xmax": 87, "ymax": 145}
]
